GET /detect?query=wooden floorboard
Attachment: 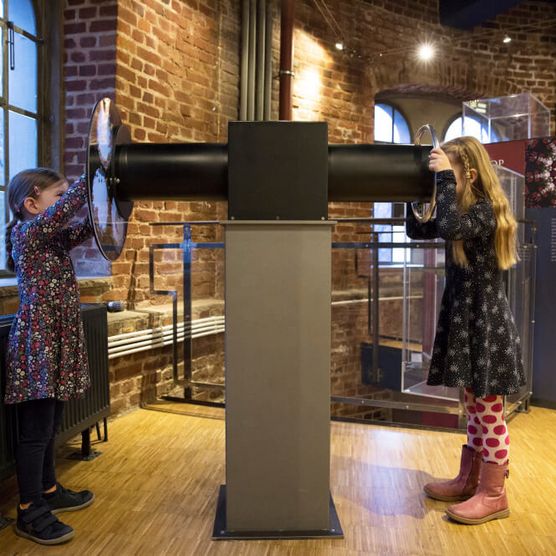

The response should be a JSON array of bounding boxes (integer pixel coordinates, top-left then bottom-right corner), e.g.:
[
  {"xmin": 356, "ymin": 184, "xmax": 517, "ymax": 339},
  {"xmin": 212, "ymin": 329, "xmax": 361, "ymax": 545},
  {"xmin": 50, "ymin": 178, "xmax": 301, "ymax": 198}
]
[{"xmin": 1, "ymin": 404, "xmax": 555, "ymax": 555}]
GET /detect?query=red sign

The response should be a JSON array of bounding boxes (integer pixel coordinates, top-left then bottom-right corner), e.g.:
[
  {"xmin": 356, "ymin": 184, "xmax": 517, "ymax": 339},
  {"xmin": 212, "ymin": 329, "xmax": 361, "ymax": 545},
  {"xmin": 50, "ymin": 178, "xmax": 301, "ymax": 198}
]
[{"xmin": 484, "ymin": 140, "xmax": 527, "ymax": 175}]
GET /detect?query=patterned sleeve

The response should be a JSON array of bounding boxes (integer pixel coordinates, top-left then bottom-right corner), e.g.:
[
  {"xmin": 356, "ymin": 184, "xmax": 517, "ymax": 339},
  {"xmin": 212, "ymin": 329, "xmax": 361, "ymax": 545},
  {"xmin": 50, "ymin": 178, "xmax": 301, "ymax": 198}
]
[
  {"xmin": 405, "ymin": 203, "xmax": 439, "ymax": 239},
  {"xmin": 435, "ymin": 170, "xmax": 496, "ymax": 240},
  {"xmin": 60, "ymin": 218, "xmax": 94, "ymax": 250},
  {"xmin": 19, "ymin": 175, "xmax": 88, "ymax": 244}
]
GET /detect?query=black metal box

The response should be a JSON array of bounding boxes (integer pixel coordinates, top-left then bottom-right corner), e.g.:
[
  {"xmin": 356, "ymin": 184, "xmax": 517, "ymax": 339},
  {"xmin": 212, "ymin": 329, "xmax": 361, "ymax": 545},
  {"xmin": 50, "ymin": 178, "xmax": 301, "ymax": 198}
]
[{"xmin": 228, "ymin": 121, "xmax": 328, "ymax": 220}]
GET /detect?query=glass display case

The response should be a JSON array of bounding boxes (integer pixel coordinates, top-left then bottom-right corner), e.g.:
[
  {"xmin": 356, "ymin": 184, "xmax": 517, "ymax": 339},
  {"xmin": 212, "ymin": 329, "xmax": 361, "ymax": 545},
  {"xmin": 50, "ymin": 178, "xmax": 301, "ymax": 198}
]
[
  {"xmin": 463, "ymin": 92, "xmax": 550, "ymax": 143},
  {"xmin": 496, "ymin": 167, "xmax": 536, "ymax": 413},
  {"xmin": 330, "ymin": 223, "xmax": 462, "ymax": 430}
]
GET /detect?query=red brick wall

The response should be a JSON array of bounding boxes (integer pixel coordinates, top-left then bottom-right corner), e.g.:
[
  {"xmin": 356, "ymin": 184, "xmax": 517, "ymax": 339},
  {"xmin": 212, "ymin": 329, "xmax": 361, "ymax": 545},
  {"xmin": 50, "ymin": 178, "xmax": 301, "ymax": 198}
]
[
  {"xmin": 107, "ymin": 0, "xmax": 236, "ymax": 414},
  {"xmin": 63, "ymin": 0, "xmax": 118, "ymax": 276},
  {"xmin": 292, "ymin": 0, "xmax": 555, "ymax": 137},
  {"xmin": 109, "ymin": 0, "xmax": 238, "ymax": 306},
  {"xmin": 64, "ymin": 0, "xmax": 118, "ymax": 180}
]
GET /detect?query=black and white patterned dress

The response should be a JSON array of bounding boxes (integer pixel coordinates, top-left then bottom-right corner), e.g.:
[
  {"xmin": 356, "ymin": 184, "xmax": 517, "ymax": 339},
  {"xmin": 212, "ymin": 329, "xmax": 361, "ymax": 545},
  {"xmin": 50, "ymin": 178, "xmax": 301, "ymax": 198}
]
[{"xmin": 406, "ymin": 170, "xmax": 526, "ymax": 397}]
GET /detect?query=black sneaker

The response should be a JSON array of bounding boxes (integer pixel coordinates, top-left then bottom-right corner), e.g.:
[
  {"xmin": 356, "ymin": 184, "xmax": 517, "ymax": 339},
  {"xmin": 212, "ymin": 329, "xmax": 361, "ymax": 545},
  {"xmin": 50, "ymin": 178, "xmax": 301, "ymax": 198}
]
[
  {"xmin": 15, "ymin": 499, "xmax": 74, "ymax": 545},
  {"xmin": 44, "ymin": 483, "xmax": 95, "ymax": 514}
]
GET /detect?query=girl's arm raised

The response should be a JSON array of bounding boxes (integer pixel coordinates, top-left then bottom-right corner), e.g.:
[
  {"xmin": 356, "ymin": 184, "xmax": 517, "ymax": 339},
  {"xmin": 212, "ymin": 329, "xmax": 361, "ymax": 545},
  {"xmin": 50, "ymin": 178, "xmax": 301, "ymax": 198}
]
[
  {"xmin": 405, "ymin": 204, "xmax": 439, "ymax": 240},
  {"xmin": 60, "ymin": 218, "xmax": 94, "ymax": 250},
  {"xmin": 19, "ymin": 175, "xmax": 88, "ymax": 243},
  {"xmin": 435, "ymin": 170, "xmax": 496, "ymax": 240}
]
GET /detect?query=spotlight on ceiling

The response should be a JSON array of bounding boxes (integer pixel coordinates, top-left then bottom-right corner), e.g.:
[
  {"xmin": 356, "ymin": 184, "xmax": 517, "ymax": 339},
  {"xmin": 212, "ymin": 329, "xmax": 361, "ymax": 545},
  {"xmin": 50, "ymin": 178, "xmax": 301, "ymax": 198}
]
[
  {"xmin": 503, "ymin": 35, "xmax": 512, "ymax": 44},
  {"xmin": 417, "ymin": 43, "xmax": 435, "ymax": 61},
  {"xmin": 335, "ymin": 42, "xmax": 344, "ymax": 51}
]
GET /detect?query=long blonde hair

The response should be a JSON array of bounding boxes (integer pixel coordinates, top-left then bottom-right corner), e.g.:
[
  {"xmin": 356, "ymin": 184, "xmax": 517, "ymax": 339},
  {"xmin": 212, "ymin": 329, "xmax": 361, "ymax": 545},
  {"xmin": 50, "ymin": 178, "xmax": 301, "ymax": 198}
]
[{"xmin": 441, "ymin": 136, "xmax": 518, "ymax": 270}]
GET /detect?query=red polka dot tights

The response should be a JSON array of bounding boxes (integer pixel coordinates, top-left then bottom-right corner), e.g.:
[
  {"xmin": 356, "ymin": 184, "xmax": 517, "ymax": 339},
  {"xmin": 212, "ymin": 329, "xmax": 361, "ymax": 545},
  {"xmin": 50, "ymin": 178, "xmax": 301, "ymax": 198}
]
[{"xmin": 464, "ymin": 388, "xmax": 510, "ymax": 465}]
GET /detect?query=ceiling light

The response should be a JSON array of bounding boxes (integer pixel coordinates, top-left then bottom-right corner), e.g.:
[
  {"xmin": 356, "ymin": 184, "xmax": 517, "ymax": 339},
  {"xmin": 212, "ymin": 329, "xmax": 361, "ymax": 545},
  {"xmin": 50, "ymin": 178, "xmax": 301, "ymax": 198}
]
[
  {"xmin": 503, "ymin": 35, "xmax": 512, "ymax": 43},
  {"xmin": 335, "ymin": 42, "xmax": 344, "ymax": 51},
  {"xmin": 417, "ymin": 43, "xmax": 435, "ymax": 61}
]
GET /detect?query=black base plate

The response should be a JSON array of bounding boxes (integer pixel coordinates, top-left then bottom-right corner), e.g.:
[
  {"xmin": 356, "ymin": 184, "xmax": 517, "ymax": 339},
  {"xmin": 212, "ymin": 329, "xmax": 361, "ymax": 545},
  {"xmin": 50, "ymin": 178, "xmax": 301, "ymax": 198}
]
[{"xmin": 212, "ymin": 485, "xmax": 344, "ymax": 540}]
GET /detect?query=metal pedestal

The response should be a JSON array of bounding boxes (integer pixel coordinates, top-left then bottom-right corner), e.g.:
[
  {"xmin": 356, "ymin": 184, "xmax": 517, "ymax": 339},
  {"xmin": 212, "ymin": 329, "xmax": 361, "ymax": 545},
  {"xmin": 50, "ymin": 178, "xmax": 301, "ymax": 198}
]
[{"xmin": 213, "ymin": 221, "xmax": 342, "ymax": 539}]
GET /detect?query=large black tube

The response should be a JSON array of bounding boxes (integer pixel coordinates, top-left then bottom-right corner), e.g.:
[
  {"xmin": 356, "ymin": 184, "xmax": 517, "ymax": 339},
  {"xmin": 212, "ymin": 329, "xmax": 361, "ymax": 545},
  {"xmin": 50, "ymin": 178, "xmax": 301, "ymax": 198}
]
[
  {"xmin": 328, "ymin": 144, "xmax": 433, "ymax": 202},
  {"xmin": 115, "ymin": 143, "xmax": 229, "ymax": 201},
  {"xmin": 114, "ymin": 142, "xmax": 433, "ymax": 202}
]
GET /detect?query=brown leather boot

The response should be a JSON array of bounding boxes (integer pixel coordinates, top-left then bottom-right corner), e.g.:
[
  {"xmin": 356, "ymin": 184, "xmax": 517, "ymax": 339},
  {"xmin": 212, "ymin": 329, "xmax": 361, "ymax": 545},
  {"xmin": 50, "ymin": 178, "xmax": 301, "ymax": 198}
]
[
  {"xmin": 446, "ymin": 460, "xmax": 510, "ymax": 525},
  {"xmin": 423, "ymin": 445, "xmax": 481, "ymax": 502}
]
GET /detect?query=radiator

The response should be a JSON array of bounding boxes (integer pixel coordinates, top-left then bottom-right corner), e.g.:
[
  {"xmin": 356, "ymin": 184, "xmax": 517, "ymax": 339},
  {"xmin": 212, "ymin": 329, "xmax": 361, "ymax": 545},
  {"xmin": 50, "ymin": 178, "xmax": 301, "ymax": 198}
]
[
  {"xmin": 0, "ymin": 304, "xmax": 110, "ymax": 480},
  {"xmin": 0, "ymin": 315, "xmax": 16, "ymax": 480}
]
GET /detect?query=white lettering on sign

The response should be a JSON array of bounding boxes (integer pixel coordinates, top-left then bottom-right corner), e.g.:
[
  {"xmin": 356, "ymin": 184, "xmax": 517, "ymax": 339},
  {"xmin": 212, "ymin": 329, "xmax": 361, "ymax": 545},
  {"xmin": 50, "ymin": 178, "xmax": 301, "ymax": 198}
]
[{"xmin": 491, "ymin": 159, "xmax": 505, "ymax": 166}]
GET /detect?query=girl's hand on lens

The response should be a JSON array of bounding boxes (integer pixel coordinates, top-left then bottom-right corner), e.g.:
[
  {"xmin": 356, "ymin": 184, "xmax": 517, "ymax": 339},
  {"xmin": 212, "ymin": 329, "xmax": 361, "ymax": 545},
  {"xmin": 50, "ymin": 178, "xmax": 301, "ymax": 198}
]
[{"xmin": 428, "ymin": 148, "xmax": 452, "ymax": 172}]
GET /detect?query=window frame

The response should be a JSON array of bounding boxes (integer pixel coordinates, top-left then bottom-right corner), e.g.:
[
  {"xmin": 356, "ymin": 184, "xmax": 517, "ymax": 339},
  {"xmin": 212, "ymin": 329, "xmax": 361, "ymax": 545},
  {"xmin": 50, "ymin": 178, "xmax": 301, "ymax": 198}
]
[
  {"xmin": 442, "ymin": 112, "xmax": 463, "ymax": 142},
  {"xmin": 0, "ymin": 0, "xmax": 62, "ymax": 276},
  {"xmin": 373, "ymin": 101, "xmax": 421, "ymax": 267},
  {"xmin": 373, "ymin": 101, "xmax": 412, "ymax": 145}
]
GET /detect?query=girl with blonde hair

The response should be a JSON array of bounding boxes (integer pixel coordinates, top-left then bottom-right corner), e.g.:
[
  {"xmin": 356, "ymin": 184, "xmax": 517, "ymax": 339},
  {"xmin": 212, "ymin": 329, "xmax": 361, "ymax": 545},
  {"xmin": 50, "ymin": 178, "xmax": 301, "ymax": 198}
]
[{"xmin": 406, "ymin": 136, "xmax": 525, "ymax": 524}]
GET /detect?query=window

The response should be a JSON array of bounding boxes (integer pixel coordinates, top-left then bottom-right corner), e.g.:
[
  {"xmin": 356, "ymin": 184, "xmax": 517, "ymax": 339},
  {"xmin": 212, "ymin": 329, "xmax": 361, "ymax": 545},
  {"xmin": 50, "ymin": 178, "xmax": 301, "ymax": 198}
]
[
  {"xmin": 374, "ymin": 202, "xmax": 414, "ymax": 264},
  {"xmin": 373, "ymin": 102, "xmax": 420, "ymax": 265},
  {"xmin": 1, "ymin": 0, "xmax": 42, "ymax": 272},
  {"xmin": 374, "ymin": 103, "xmax": 411, "ymax": 144},
  {"xmin": 444, "ymin": 114, "xmax": 499, "ymax": 143}
]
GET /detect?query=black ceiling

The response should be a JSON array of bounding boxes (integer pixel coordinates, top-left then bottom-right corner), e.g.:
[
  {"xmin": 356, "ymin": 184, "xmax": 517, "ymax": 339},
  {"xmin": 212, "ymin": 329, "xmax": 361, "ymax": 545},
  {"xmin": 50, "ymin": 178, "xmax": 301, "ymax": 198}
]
[{"xmin": 439, "ymin": 0, "xmax": 525, "ymax": 29}]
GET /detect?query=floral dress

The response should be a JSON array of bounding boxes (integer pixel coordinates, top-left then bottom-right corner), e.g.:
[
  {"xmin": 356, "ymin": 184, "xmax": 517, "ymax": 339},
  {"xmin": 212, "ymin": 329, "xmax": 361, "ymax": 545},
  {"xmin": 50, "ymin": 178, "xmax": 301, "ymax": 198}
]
[
  {"xmin": 406, "ymin": 170, "xmax": 526, "ymax": 397},
  {"xmin": 4, "ymin": 176, "xmax": 93, "ymax": 404}
]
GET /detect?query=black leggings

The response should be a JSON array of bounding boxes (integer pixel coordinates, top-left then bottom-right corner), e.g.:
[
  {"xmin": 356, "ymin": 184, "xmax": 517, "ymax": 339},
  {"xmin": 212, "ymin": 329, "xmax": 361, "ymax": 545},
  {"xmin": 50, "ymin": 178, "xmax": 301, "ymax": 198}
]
[{"xmin": 15, "ymin": 398, "xmax": 65, "ymax": 505}]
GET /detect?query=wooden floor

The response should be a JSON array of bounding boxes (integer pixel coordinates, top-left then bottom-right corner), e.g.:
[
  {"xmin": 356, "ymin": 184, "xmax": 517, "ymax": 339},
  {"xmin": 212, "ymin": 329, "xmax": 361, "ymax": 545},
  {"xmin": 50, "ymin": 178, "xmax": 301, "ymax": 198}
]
[{"xmin": 1, "ymin": 402, "xmax": 555, "ymax": 555}]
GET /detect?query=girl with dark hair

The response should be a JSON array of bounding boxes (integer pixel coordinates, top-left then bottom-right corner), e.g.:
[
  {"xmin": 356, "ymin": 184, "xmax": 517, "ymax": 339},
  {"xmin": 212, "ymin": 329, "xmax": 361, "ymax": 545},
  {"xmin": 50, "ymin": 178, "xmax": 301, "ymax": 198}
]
[{"xmin": 4, "ymin": 168, "xmax": 95, "ymax": 545}]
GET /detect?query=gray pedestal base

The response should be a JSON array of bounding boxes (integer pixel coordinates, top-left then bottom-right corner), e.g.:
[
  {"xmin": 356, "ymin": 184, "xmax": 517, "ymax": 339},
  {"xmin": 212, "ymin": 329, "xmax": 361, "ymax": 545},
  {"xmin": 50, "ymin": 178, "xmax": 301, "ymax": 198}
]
[
  {"xmin": 221, "ymin": 221, "xmax": 339, "ymax": 538},
  {"xmin": 212, "ymin": 486, "xmax": 344, "ymax": 540}
]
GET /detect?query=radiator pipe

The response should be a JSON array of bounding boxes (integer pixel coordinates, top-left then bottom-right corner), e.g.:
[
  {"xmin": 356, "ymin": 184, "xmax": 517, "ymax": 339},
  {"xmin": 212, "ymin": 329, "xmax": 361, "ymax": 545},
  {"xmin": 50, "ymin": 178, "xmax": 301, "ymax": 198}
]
[
  {"xmin": 256, "ymin": 0, "xmax": 266, "ymax": 120},
  {"xmin": 279, "ymin": 0, "xmax": 295, "ymax": 120},
  {"xmin": 108, "ymin": 329, "xmax": 225, "ymax": 360},
  {"xmin": 240, "ymin": 0, "xmax": 250, "ymax": 120},
  {"xmin": 107, "ymin": 317, "xmax": 225, "ymax": 359},
  {"xmin": 264, "ymin": 1, "xmax": 273, "ymax": 119},
  {"xmin": 108, "ymin": 318, "xmax": 225, "ymax": 347},
  {"xmin": 248, "ymin": 0, "xmax": 257, "ymax": 120}
]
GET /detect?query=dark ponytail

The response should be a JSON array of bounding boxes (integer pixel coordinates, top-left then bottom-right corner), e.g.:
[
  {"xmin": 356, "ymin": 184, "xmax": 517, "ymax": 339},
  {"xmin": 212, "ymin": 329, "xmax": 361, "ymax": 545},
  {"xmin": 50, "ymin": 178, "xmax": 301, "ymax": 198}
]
[
  {"xmin": 5, "ymin": 168, "xmax": 65, "ymax": 272},
  {"xmin": 5, "ymin": 218, "xmax": 18, "ymax": 271}
]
